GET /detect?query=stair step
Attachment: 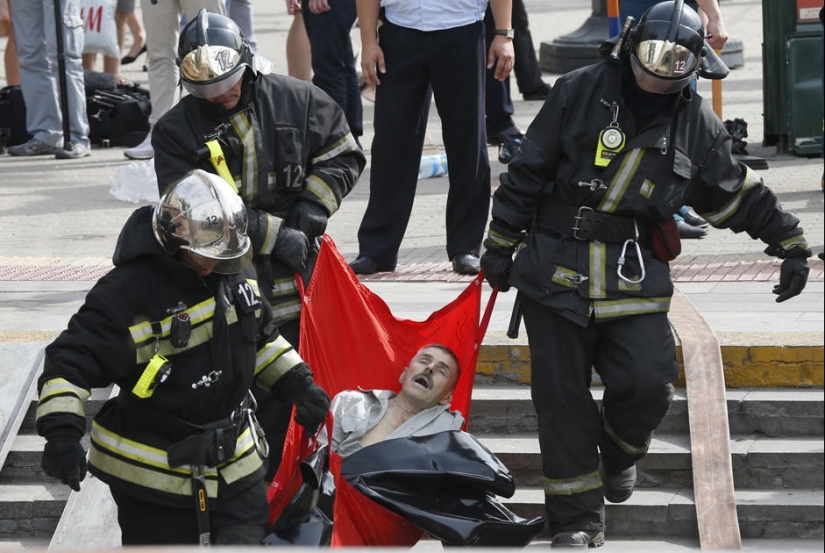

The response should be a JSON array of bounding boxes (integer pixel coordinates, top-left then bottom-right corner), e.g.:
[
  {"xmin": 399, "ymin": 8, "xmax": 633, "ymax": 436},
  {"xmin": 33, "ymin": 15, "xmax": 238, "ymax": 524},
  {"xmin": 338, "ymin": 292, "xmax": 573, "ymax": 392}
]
[
  {"xmin": 477, "ymin": 434, "xmax": 824, "ymax": 489},
  {"xmin": 0, "ymin": 483, "xmax": 70, "ymax": 539},
  {"xmin": 504, "ymin": 488, "xmax": 825, "ymax": 539},
  {"xmin": 468, "ymin": 387, "xmax": 825, "ymax": 437}
]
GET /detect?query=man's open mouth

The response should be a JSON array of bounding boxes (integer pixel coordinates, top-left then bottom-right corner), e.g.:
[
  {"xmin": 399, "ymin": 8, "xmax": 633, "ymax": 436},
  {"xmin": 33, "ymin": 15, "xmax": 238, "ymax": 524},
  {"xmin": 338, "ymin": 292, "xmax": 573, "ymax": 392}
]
[{"xmin": 413, "ymin": 375, "xmax": 432, "ymax": 389}]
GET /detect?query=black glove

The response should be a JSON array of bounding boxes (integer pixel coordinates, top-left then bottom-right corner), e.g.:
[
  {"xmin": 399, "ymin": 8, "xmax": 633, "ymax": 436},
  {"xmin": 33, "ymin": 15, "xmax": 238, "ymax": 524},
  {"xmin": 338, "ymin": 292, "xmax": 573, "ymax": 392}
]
[
  {"xmin": 773, "ymin": 256, "xmax": 809, "ymax": 303},
  {"xmin": 480, "ymin": 219, "xmax": 523, "ymax": 292},
  {"xmin": 288, "ymin": 201, "xmax": 329, "ymax": 239},
  {"xmin": 480, "ymin": 248, "xmax": 515, "ymax": 292},
  {"xmin": 271, "ymin": 364, "xmax": 330, "ymax": 436},
  {"xmin": 272, "ymin": 225, "xmax": 310, "ymax": 273},
  {"xmin": 41, "ymin": 430, "xmax": 87, "ymax": 491},
  {"xmin": 293, "ymin": 383, "xmax": 331, "ymax": 436}
]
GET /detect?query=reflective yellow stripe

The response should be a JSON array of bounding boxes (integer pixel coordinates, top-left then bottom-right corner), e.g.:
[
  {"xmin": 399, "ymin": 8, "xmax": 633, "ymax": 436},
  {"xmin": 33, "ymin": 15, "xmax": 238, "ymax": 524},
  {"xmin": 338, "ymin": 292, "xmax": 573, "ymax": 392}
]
[
  {"xmin": 135, "ymin": 322, "xmax": 214, "ymax": 364},
  {"xmin": 487, "ymin": 228, "xmax": 520, "ymax": 249},
  {"xmin": 598, "ymin": 149, "xmax": 644, "ymax": 213},
  {"xmin": 255, "ymin": 335, "xmax": 302, "ymax": 388},
  {"xmin": 271, "ymin": 301, "xmax": 302, "ymax": 322},
  {"xmin": 593, "ymin": 297, "xmax": 671, "ymax": 318},
  {"xmin": 311, "ymin": 133, "xmax": 359, "ymax": 164},
  {"xmin": 89, "ymin": 442, "xmax": 219, "ymax": 498},
  {"xmin": 588, "ymin": 242, "xmax": 607, "ymax": 299},
  {"xmin": 36, "ymin": 396, "xmax": 85, "ymax": 419},
  {"xmin": 305, "ymin": 174, "xmax": 338, "ymax": 214},
  {"xmin": 544, "ymin": 470, "xmax": 602, "ymax": 496},
  {"xmin": 703, "ymin": 166, "xmax": 761, "ymax": 226},
  {"xmin": 39, "ymin": 378, "xmax": 91, "ymax": 403},
  {"xmin": 130, "ymin": 299, "xmax": 216, "ymax": 348},
  {"xmin": 206, "ymin": 140, "xmax": 237, "ymax": 191},
  {"xmin": 603, "ymin": 411, "xmax": 650, "ymax": 455},
  {"xmin": 259, "ymin": 214, "xmax": 283, "ymax": 256},
  {"xmin": 219, "ymin": 428, "xmax": 264, "ymax": 485},
  {"xmin": 271, "ymin": 277, "xmax": 298, "ymax": 297},
  {"xmin": 779, "ymin": 235, "xmax": 809, "ymax": 251},
  {"xmin": 92, "ymin": 422, "xmax": 189, "ymax": 472},
  {"xmin": 639, "ymin": 178, "xmax": 655, "ymax": 199},
  {"xmin": 552, "ymin": 266, "xmax": 580, "ymax": 288},
  {"xmin": 230, "ymin": 111, "xmax": 258, "ymax": 203}
]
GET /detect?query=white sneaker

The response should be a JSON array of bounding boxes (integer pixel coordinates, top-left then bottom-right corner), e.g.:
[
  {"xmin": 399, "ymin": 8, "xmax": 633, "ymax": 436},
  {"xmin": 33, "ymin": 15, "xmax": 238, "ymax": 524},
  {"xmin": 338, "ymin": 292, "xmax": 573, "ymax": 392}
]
[{"xmin": 124, "ymin": 132, "xmax": 154, "ymax": 160}]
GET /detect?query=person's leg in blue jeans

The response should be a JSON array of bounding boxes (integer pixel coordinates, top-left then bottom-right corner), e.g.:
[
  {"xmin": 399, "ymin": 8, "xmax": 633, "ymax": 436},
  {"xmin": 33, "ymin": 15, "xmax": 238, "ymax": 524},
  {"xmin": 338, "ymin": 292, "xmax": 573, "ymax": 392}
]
[{"xmin": 302, "ymin": 0, "xmax": 362, "ymax": 140}]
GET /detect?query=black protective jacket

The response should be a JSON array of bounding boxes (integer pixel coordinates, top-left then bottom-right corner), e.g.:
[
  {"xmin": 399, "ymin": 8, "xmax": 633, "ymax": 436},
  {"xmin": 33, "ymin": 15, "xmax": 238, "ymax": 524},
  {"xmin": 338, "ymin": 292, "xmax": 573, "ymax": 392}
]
[
  {"xmin": 152, "ymin": 71, "xmax": 366, "ymax": 326},
  {"xmin": 493, "ymin": 59, "xmax": 807, "ymax": 327},
  {"xmin": 36, "ymin": 207, "xmax": 306, "ymax": 508}
]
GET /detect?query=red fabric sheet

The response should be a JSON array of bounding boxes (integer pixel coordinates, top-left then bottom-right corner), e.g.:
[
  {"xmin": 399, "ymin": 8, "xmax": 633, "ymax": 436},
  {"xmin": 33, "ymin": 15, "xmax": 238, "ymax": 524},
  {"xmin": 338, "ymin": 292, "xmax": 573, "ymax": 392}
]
[{"xmin": 267, "ymin": 235, "xmax": 496, "ymax": 545}]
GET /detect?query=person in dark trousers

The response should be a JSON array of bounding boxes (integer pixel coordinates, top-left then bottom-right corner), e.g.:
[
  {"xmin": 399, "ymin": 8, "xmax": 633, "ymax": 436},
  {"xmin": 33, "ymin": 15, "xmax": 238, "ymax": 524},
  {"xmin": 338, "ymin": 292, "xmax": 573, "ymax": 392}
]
[
  {"xmin": 36, "ymin": 170, "xmax": 330, "ymax": 546},
  {"xmin": 479, "ymin": 1, "xmax": 811, "ymax": 547},
  {"xmin": 152, "ymin": 10, "xmax": 365, "ymax": 480},
  {"xmin": 302, "ymin": 0, "xmax": 363, "ymax": 145},
  {"xmin": 350, "ymin": 0, "xmax": 515, "ymax": 277}
]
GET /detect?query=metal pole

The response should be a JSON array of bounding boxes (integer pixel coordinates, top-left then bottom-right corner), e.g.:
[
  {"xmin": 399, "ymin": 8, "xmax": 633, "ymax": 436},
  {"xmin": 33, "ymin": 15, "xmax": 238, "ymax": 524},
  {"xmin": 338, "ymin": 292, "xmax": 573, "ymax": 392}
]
[
  {"xmin": 607, "ymin": 0, "xmax": 621, "ymax": 38},
  {"xmin": 52, "ymin": 0, "xmax": 72, "ymax": 151}
]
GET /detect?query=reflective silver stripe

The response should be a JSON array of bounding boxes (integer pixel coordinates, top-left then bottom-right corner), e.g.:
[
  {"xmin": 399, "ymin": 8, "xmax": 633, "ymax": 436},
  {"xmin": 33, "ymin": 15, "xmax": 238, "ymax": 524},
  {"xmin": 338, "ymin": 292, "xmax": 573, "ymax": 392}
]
[
  {"xmin": 130, "ymin": 299, "xmax": 216, "ymax": 347},
  {"xmin": 311, "ymin": 133, "xmax": 359, "ymax": 164},
  {"xmin": 703, "ymin": 166, "xmax": 760, "ymax": 226},
  {"xmin": 36, "ymin": 396, "xmax": 85, "ymax": 419},
  {"xmin": 588, "ymin": 242, "xmax": 607, "ymax": 299},
  {"xmin": 305, "ymin": 174, "xmax": 338, "ymax": 214},
  {"xmin": 639, "ymin": 178, "xmax": 655, "ymax": 199},
  {"xmin": 271, "ymin": 278, "xmax": 298, "ymax": 297},
  {"xmin": 593, "ymin": 297, "xmax": 671, "ymax": 318},
  {"xmin": 487, "ymin": 228, "xmax": 519, "ymax": 249},
  {"xmin": 779, "ymin": 236, "xmax": 809, "ymax": 251},
  {"xmin": 219, "ymin": 428, "xmax": 263, "ymax": 484},
  {"xmin": 231, "ymin": 111, "xmax": 258, "ymax": 203},
  {"xmin": 598, "ymin": 149, "xmax": 644, "ymax": 213},
  {"xmin": 271, "ymin": 301, "xmax": 302, "ymax": 322},
  {"xmin": 260, "ymin": 213, "xmax": 284, "ymax": 256},
  {"xmin": 92, "ymin": 422, "xmax": 185, "ymax": 471},
  {"xmin": 39, "ymin": 378, "xmax": 90, "ymax": 402},
  {"xmin": 255, "ymin": 335, "xmax": 302, "ymax": 388},
  {"xmin": 135, "ymin": 322, "xmax": 214, "ymax": 364},
  {"xmin": 89, "ymin": 442, "xmax": 220, "ymax": 498},
  {"xmin": 544, "ymin": 470, "xmax": 602, "ymax": 496},
  {"xmin": 604, "ymin": 412, "xmax": 650, "ymax": 455}
]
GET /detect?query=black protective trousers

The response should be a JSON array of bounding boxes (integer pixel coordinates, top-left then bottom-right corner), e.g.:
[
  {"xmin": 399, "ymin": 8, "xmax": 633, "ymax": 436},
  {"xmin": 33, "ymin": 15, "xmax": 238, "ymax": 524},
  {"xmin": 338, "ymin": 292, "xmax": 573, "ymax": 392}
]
[
  {"xmin": 521, "ymin": 296, "xmax": 678, "ymax": 535},
  {"xmin": 111, "ymin": 482, "xmax": 269, "ymax": 546}
]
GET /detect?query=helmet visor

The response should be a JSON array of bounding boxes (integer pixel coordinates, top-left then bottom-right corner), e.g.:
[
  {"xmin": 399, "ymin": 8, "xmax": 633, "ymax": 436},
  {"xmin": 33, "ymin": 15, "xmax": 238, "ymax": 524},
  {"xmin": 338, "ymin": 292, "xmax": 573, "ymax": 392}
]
[
  {"xmin": 630, "ymin": 51, "xmax": 695, "ymax": 94},
  {"xmin": 179, "ymin": 44, "xmax": 245, "ymax": 98},
  {"xmin": 634, "ymin": 37, "xmax": 698, "ymax": 77}
]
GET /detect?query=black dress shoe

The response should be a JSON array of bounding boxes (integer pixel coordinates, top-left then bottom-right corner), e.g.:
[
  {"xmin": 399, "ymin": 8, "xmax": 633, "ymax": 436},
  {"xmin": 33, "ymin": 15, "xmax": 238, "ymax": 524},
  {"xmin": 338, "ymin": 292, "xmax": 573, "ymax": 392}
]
[
  {"xmin": 497, "ymin": 132, "xmax": 524, "ymax": 164},
  {"xmin": 551, "ymin": 530, "xmax": 605, "ymax": 548},
  {"xmin": 600, "ymin": 462, "xmax": 636, "ymax": 503},
  {"xmin": 676, "ymin": 220, "xmax": 707, "ymax": 239},
  {"xmin": 349, "ymin": 256, "xmax": 395, "ymax": 275},
  {"xmin": 451, "ymin": 254, "xmax": 480, "ymax": 275},
  {"xmin": 121, "ymin": 44, "xmax": 147, "ymax": 65}
]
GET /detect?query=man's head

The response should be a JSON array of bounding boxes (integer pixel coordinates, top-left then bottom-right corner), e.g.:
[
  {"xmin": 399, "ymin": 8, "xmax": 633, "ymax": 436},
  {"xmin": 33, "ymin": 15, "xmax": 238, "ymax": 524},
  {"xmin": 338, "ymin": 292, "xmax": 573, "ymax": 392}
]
[
  {"xmin": 153, "ymin": 170, "xmax": 251, "ymax": 275},
  {"xmin": 398, "ymin": 344, "xmax": 461, "ymax": 409},
  {"xmin": 177, "ymin": 9, "xmax": 255, "ymax": 104},
  {"xmin": 628, "ymin": 0, "xmax": 706, "ymax": 94}
]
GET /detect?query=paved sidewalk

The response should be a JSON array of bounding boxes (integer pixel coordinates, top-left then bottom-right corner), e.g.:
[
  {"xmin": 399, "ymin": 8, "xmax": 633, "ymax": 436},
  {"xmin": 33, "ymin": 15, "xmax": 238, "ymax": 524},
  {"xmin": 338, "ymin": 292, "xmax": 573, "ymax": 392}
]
[{"xmin": 0, "ymin": 0, "xmax": 822, "ymax": 340}]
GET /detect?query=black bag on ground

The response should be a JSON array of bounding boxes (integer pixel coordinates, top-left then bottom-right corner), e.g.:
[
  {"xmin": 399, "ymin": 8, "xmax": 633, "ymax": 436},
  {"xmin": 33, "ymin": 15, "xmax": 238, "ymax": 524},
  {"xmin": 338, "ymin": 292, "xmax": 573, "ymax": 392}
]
[
  {"xmin": 0, "ymin": 85, "xmax": 33, "ymax": 147},
  {"xmin": 84, "ymin": 70, "xmax": 151, "ymax": 147}
]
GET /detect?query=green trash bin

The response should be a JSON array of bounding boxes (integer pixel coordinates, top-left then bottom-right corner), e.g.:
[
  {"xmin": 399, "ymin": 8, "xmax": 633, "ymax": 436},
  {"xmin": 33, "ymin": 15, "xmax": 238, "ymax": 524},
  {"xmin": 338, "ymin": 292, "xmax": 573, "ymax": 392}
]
[{"xmin": 762, "ymin": 0, "xmax": 823, "ymax": 155}]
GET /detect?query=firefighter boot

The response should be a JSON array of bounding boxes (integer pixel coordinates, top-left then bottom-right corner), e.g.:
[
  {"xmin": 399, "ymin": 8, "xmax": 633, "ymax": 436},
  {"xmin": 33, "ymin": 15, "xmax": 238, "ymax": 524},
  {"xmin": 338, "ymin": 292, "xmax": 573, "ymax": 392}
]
[
  {"xmin": 551, "ymin": 530, "xmax": 605, "ymax": 548},
  {"xmin": 600, "ymin": 462, "xmax": 636, "ymax": 504}
]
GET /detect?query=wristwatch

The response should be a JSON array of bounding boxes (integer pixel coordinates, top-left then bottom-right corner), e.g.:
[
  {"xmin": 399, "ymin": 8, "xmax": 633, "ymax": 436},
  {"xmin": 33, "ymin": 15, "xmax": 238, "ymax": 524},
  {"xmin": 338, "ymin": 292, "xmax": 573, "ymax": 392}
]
[{"xmin": 494, "ymin": 28, "xmax": 515, "ymax": 40}]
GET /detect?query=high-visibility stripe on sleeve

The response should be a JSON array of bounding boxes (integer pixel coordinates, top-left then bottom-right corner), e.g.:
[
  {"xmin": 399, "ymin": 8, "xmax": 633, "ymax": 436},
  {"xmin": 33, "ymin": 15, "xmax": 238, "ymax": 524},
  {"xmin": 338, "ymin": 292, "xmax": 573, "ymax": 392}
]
[
  {"xmin": 259, "ymin": 213, "xmax": 284, "ymax": 257},
  {"xmin": 702, "ymin": 166, "xmax": 761, "ymax": 226},
  {"xmin": 311, "ymin": 133, "xmax": 359, "ymax": 164},
  {"xmin": 255, "ymin": 335, "xmax": 303, "ymax": 389},
  {"xmin": 305, "ymin": 174, "xmax": 339, "ymax": 215},
  {"xmin": 36, "ymin": 378, "xmax": 91, "ymax": 419},
  {"xmin": 544, "ymin": 470, "xmax": 602, "ymax": 496}
]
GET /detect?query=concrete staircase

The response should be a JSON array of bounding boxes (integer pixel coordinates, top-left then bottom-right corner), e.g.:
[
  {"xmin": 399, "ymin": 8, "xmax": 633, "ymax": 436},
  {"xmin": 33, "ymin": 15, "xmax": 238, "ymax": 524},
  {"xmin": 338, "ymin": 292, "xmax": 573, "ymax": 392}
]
[{"xmin": 1, "ymin": 377, "xmax": 822, "ymax": 547}]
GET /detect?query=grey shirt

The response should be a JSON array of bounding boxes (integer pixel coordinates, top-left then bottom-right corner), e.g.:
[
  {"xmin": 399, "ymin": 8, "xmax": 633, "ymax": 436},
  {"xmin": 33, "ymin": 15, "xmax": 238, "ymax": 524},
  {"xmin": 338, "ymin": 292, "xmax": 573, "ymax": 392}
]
[{"xmin": 329, "ymin": 390, "xmax": 465, "ymax": 458}]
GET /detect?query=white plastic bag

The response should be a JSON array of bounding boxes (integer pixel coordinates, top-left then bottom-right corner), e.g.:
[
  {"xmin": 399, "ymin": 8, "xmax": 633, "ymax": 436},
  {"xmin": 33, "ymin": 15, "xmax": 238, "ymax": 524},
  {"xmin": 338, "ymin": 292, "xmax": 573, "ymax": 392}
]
[
  {"xmin": 80, "ymin": 0, "xmax": 119, "ymax": 58},
  {"xmin": 108, "ymin": 160, "xmax": 160, "ymax": 203}
]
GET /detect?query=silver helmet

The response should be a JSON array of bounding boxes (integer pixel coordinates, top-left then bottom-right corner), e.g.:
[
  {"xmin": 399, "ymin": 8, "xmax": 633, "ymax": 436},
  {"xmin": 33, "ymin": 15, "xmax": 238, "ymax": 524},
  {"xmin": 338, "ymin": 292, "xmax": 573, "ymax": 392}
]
[{"xmin": 153, "ymin": 169, "xmax": 251, "ymax": 274}]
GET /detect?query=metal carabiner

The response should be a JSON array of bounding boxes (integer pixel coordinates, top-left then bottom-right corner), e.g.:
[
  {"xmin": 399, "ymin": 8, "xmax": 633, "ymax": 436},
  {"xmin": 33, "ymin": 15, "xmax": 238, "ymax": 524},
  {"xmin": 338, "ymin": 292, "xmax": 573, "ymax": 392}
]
[
  {"xmin": 244, "ymin": 391, "xmax": 269, "ymax": 459},
  {"xmin": 616, "ymin": 220, "xmax": 646, "ymax": 284}
]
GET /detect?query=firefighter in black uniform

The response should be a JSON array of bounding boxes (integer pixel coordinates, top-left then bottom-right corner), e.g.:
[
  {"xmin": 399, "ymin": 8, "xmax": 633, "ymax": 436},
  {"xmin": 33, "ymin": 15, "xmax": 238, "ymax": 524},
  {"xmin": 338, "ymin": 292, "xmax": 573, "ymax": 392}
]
[
  {"xmin": 480, "ymin": 1, "xmax": 812, "ymax": 547},
  {"xmin": 36, "ymin": 170, "xmax": 330, "ymax": 546},
  {"xmin": 151, "ymin": 10, "xmax": 366, "ymax": 479}
]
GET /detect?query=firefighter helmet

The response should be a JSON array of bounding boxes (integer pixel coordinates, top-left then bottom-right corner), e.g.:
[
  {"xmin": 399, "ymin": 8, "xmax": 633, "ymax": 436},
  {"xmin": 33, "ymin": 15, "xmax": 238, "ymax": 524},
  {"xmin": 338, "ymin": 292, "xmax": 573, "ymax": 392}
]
[
  {"xmin": 178, "ymin": 9, "xmax": 253, "ymax": 98},
  {"xmin": 153, "ymin": 170, "xmax": 251, "ymax": 274},
  {"xmin": 629, "ymin": 0, "xmax": 707, "ymax": 94}
]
